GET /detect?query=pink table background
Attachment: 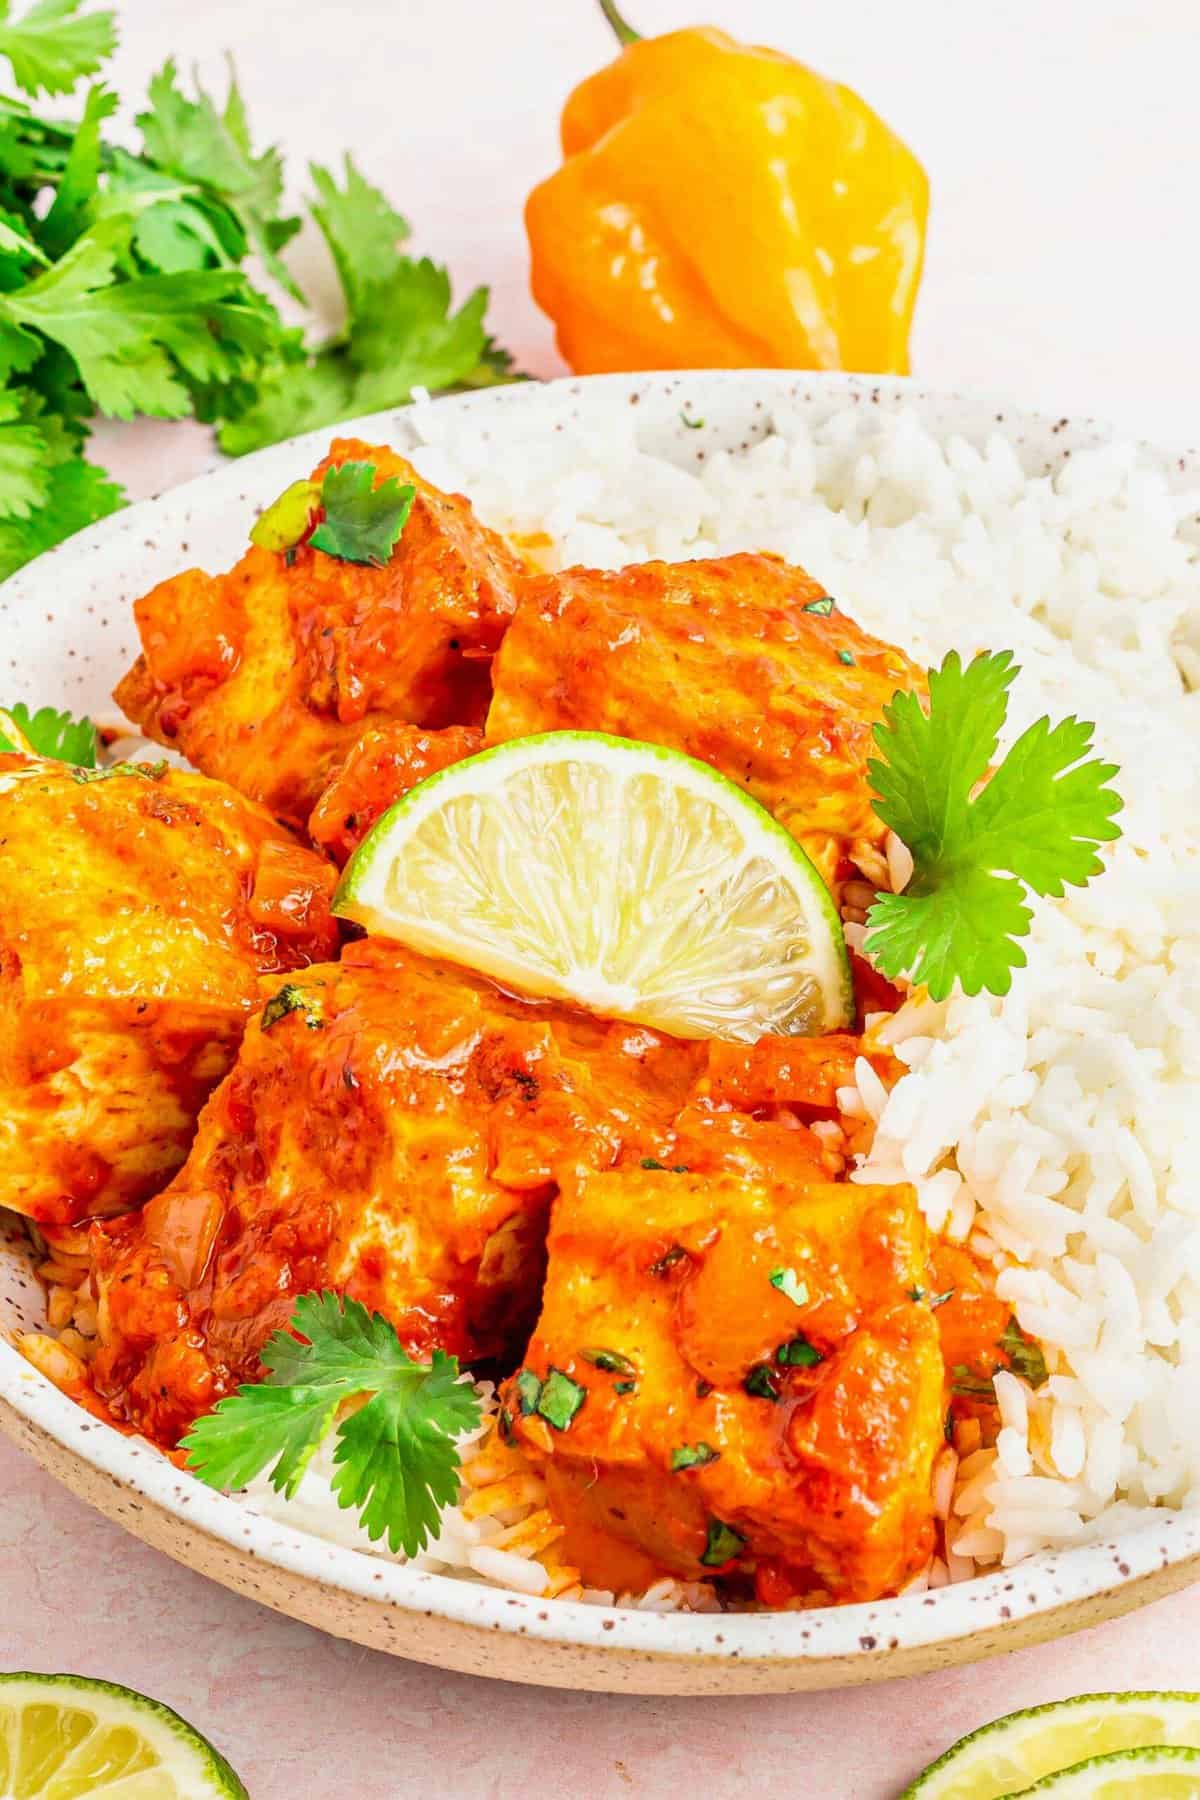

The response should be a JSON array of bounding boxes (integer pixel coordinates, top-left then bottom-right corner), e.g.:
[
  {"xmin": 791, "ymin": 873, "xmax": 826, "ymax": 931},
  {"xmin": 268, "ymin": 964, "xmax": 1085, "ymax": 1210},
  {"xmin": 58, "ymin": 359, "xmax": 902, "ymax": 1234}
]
[
  {"xmin": 7, "ymin": 1, "xmax": 1200, "ymax": 1791},
  {"xmin": 5, "ymin": 1445, "xmax": 1200, "ymax": 1798}
]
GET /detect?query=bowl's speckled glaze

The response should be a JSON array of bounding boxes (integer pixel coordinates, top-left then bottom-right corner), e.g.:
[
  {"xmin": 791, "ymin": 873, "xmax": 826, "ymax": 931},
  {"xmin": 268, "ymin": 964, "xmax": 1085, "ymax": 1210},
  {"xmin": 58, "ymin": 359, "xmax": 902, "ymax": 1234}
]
[{"xmin": 3, "ymin": 371, "xmax": 1198, "ymax": 1694}]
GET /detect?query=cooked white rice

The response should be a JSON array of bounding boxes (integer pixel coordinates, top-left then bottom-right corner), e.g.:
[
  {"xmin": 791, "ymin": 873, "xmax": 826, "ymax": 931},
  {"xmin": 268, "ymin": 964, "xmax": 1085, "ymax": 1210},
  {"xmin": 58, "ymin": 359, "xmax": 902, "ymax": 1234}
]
[{"xmin": 400, "ymin": 388, "xmax": 1200, "ymax": 1581}]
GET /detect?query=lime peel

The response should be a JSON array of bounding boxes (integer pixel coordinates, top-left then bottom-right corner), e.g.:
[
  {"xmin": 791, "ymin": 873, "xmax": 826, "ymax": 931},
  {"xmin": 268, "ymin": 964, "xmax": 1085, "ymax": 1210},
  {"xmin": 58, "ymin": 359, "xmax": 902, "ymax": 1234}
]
[
  {"xmin": 1012, "ymin": 1743, "xmax": 1200, "ymax": 1794},
  {"xmin": 902, "ymin": 1690, "xmax": 1200, "ymax": 1800}
]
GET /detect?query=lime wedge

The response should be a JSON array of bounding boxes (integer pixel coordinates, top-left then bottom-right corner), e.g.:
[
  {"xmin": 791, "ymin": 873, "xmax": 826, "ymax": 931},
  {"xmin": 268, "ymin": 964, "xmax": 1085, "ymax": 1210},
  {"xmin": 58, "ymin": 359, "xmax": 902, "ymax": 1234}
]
[
  {"xmin": 903, "ymin": 1692, "xmax": 1200, "ymax": 1800},
  {"xmin": 0, "ymin": 1672, "xmax": 248, "ymax": 1797},
  {"xmin": 1013, "ymin": 1745, "xmax": 1200, "ymax": 1795},
  {"xmin": 334, "ymin": 730, "xmax": 852, "ymax": 1041}
]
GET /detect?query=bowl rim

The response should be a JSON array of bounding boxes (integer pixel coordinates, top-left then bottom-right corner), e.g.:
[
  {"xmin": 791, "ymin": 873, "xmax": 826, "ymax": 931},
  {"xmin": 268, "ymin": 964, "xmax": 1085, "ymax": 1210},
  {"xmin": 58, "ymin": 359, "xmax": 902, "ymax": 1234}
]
[{"xmin": 4, "ymin": 366, "xmax": 1199, "ymax": 1673}]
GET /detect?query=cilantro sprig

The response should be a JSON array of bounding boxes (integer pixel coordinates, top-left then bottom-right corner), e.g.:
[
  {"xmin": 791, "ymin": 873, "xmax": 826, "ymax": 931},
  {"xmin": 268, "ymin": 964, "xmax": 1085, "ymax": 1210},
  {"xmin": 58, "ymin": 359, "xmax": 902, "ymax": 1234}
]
[
  {"xmin": 181, "ymin": 1292, "xmax": 482, "ymax": 1558},
  {"xmin": 309, "ymin": 462, "xmax": 415, "ymax": 566},
  {"xmin": 864, "ymin": 651, "xmax": 1122, "ymax": 1000},
  {"xmin": 217, "ymin": 154, "xmax": 520, "ymax": 456},
  {"xmin": 0, "ymin": 8, "xmax": 517, "ymax": 580}
]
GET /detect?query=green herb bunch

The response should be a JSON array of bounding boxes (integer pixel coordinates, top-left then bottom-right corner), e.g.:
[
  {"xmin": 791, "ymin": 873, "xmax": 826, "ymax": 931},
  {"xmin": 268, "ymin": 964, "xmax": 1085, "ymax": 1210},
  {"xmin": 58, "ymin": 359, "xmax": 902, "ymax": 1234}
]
[{"xmin": 0, "ymin": 0, "xmax": 516, "ymax": 581}]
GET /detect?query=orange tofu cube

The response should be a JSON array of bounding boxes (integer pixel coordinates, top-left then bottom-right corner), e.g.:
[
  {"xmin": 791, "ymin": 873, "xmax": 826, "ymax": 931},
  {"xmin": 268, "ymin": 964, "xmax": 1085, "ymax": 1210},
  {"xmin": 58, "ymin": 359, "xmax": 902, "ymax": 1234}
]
[
  {"xmin": 506, "ymin": 1165, "xmax": 944, "ymax": 1603},
  {"xmin": 486, "ymin": 552, "xmax": 924, "ymax": 878},
  {"xmin": 115, "ymin": 440, "xmax": 525, "ymax": 828},
  {"xmin": 0, "ymin": 758, "xmax": 337, "ymax": 1226},
  {"xmin": 88, "ymin": 944, "xmax": 703, "ymax": 1448}
]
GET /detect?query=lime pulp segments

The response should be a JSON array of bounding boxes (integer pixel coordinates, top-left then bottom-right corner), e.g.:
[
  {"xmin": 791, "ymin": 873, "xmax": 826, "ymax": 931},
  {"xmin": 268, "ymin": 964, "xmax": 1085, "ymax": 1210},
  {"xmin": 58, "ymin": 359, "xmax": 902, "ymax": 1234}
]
[
  {"xmin": 902, "ymin": 1691, "xmax": 1200, "ymax": 1800},
  {"xmin": 0, "ymin": 1672, "xmax": 248, "ymax": 1798}
]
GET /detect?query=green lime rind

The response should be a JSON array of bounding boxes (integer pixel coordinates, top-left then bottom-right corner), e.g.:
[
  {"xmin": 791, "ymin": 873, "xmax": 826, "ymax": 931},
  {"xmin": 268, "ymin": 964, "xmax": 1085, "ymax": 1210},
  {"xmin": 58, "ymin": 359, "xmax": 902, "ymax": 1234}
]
[
  {"xmin": 1008, "ymin": 1743, "xmax": 1200, "ymax": 1795},
  {"xmin": 334, "ymin": 729, "xmax": 853, "ymax": 1041},
  {"xmin": 0, "ymin": 1671, "xmax": 249, "ymax": 1797},
  {"xmin": 901, "ymin": 1691, "xmax": 1200, "ymax": 1800}
]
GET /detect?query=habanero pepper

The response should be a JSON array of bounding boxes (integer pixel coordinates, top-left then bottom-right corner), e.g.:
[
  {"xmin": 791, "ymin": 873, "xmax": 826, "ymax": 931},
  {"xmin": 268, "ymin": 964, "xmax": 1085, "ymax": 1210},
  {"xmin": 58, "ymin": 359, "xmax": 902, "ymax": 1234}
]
[{"xmin": 526, "ymin": 0, "xmax": 929, "ymax": 377}]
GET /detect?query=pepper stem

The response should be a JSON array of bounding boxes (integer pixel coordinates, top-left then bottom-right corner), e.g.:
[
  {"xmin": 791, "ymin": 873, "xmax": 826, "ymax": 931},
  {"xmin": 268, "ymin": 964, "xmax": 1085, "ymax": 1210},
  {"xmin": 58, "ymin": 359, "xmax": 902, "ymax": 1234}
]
[{"xmin": 597, "ymin": 0, "xmax": 640, "ymax": 46}]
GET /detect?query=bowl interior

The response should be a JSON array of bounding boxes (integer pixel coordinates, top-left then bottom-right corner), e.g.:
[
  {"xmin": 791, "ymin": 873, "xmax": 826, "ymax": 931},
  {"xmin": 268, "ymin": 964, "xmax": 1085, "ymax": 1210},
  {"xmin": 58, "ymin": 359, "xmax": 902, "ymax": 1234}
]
[{"xmin": 3, "ymin": 369, "xmax": 1199, "ymax": 1691}]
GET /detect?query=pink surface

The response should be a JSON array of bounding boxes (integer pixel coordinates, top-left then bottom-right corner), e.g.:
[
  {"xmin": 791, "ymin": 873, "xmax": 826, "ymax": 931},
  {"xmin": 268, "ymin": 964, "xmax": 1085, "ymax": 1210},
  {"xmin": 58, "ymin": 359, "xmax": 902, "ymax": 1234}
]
[{"xmin": 3, "ymin": 1437, "xmax": 1199, "ymax": 1799}]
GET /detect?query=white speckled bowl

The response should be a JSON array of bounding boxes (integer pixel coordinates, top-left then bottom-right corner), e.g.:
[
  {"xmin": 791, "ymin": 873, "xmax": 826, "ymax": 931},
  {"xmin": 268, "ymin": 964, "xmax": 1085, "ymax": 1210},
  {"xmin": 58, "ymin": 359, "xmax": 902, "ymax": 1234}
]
[{"xmin": 3, "ymin": 371, "xmax": 1199, "ymax": 1694}]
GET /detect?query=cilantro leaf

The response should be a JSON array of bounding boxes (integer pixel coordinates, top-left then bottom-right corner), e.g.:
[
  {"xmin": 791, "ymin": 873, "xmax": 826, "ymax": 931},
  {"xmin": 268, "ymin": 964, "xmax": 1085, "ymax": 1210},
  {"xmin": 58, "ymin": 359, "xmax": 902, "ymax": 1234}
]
[
  {"xmin": 0, "ymin": 0, "xmax": 116, "ymax": 98},
  {"xmin": 309, "ymin": 460, "xmax": 414, "ymax": 566},
  {"xmin": 864, "ymin": 651, "xmax": 1123, "ymax": 1000},
  {"xmin": 0, "ymin": 699, "xmax": 96, "ymax": 762},
  {"xmin": 182, "ymin": 1291, "xmax": 482, "ymax": 1558},
  {"xmin": 1, "ymin": 222, "xmax": 286, "ymax": 418},
  {"xmin": 178, "ymin": 1381, "xmax": 341, "ymax": 1499},
  {"xmin": 700, "ymin": 1518, "xmax": 746, "ymax": 1567},
  {"xmin": 535, "ymin": 1367, "xmax": 587, "ymax": 1431},
  {"xmin": 671, "ymin": 1442, "xmax": 719, "ymax": 1471},
  {"xmin": 135, "ymin": 60, "xmax": 301, "ymax": 297},
  {"xmin": 38, "ymin": 81, "xmax": 115, "ymax": 257},
  {"xmin": 331, "ymin": 1356, "xmax": 477, "ymax": 1553},
  {"xmin": 308, "ymin": 153, "xmax": 410, "ymax": 318},
  {"xmin": 218, "ymin": 156, "xmax": 510, "ymax": 456},
  {"xmin": 768, "ymin": 1266, "xmax": 808, "ymax": 1307},
  {"xmin": 260, "ymin": 982, "xmax": 325, "ymax": 1032},
  {"xmin": 0, "ymin": 444, "xmax": 121, "ymax": 579},
  {"xmin": 998, "ymin": 1316, "xmax": 1049, "ymax": 1388},
  {"xmin": 0, "ymin": 383, "xmax": 52, "ymax": 517}
]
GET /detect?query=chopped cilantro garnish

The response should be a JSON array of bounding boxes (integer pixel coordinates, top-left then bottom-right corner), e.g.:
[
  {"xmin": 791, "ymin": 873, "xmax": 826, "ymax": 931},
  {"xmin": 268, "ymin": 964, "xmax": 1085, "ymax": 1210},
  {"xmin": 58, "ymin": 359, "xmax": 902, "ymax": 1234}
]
[
  {"xmin": 777, "ymin": 1334, "xmax": 823, "ymax": 1368},
  {"xmin": 908, "ymin": 1284, "xmax": 955, "ymax": 1309},
  {"xmin": 640, "ymin": 1157, "xmax": 689, "ymax": 1173},
  {"xmin": 865, "ymin": 650, "xmax": 1123, "ymax": 1000},
  {"xmin": 803, "ymin": 595, "xmax": 835, "ymax": 616},
  {"xmin": 768, "ymin": 1266, "xmax": 808, "ymax": 1308},
  {"xmin": 647, "ymin": 1244, "xmax": 688, "ymax": 1277},
  {"xmin": 671, "ymin": 1442, "xmax": 719, "ymax": 1472},
  {"xmin": 260, "ymin": 984, "xmax": 324, "ymax": 1033},
  {"xmin": 308, "ymin": 460, "xmax": 414, "ymax": 566},
  {"xmin": 680, "ymin": 410, "xmax": 704, "ymax": 430},
  {"xmin": 612, "ymin": 1379, "xmax": 637, "ymax": 1395},
  {"xmin": 743, "ymin": 1364, "xmax": 780, "ymax": 1402},
  {"xmin": 0, "ymin": 702, "xmax": 97, "ymax": 766},
  {"xmin": 69, "ymin": 759, "xmax": 166, "ymax": 784},
  {"xmin": 700, "ymin": 1518, "xmax": 746, "ymax": 1568},
  {"xmin": 579, "ymin": 1348, "xmax": 636, "ymax": 1375},
  {"xmin": 536, "ymin": 1367, "xmax": 586, "ymax": 1431},
  {"xmin": 498, "ymin": 1406, "xmax": 515, "ymax": 1444},
  {"xmin": 181, "ymin": 1291, "xmax": 480, "ymax": 1558},
  {"xmin": 944, "ymin": 1405, "xmax": 955, "ymax": 1443},
  {"xmin": 999, "ymin": 1316, "xmax": 1049, "ymax": 1388},
  {"xmin": 951, "ymin": 1365, "xmax": 996, "ymax": 1401},
  {"xmin": 514, "ymin": 1368, "xmax": 542, "ymax": 1416},
  {"xmin": 837, "ymin": 648, "xmax": 856, "ymax": 666}
]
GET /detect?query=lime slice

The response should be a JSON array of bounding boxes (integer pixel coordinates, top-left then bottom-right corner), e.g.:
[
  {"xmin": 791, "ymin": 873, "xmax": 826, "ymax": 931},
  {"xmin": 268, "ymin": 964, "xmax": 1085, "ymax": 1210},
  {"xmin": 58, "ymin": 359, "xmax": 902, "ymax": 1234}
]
[
  {"xmin": 0, "ymin": 1672, "xmax": 248, "ymax": 1797},
  {"xmin": 1012, "ymin": 1745, "xmax": 1200, "ymax": 1795},
  {"xmin": 334, "ymin": 731, "xmax": 852, "ymax": 1041},
  {"xmin": 902, "ymin": 1692, "xmax": 1200, "ymax": 1800}
]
